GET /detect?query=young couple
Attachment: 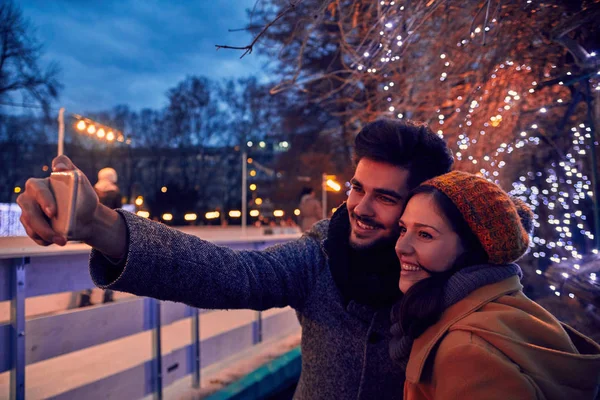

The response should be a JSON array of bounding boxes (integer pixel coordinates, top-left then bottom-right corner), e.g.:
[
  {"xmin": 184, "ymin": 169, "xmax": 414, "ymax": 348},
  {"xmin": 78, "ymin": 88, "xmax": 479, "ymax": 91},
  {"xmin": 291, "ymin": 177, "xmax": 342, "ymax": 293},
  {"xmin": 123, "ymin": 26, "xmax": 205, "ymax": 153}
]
[{"xmin": 18, "ymin": 119, "xmax": 600, "ymax": 399}]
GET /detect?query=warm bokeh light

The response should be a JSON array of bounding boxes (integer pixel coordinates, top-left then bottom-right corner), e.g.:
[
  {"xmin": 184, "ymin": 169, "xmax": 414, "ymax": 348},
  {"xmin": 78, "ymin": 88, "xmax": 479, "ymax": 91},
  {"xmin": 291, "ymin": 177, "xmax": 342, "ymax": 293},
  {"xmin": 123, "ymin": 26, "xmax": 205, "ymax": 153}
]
[
  {"xmin": 106, "ymin": 131, "xmax": 115, "ymax": 141},
  {"xmin": 184, "ymin": 213, "xmax": 197, "ymax": 221},
  {"xmin": 326, "ymin": 179, "xmax": 341, "ymax": 192},
  {"xmin": 273, "ymin": 210, "xmax": 284, "ymax": 217},
  {"xmin": 87, "ymin": 125, "xmax": 96, "ymax": 134},
  {"xmin": 161, "ymin": 186, "xmax": 168, "ymax": 193},
  {"xmin": 294, "ymin": 209, "xmax": 301, "ymax": 216},
  {"xmin": 228, "ymin": 210, "xmax": 242, "ymax": 218},
  {"xmin": 76, "ymin": 120, "xmax": 86, "ymax": 131},
  {"xmin": 331, "ymin": 207, "xmax": 337, "ymax": 214},
  {"xmin": 97, "ymin": 128, "xmax": 106, "ymax": 138},
  {"xmin": 42, "ymin": 165, "xmax": 49, "ymax": 172},
  {"xmin": 249, "ymin": 210, "xmax": 260, "ymax": 217},
  {"xmin": 249, "ymin": 184, "xmax": 257, "ymax": 191},
  {"xmin": 255, "ymin": 198, "xmax": 263, "ymax": 205},
  {"xmin": 205, "ymin": 211, "xmax": 220, "ymax": 220},
  {"xmin": 259, "ymin": 141, "xmax": 266, "ymax": 148},
  {"xmin": 14, "ymin": 186, "xmax": 21, "ymax": 194},
  {"xmin": 247, "ymin": 157, "xmax": 253, "ymax": 164},
  {"xmin": 135, "ymin": 196, "xmax": 144, "ymax": 206},
  {"xmin": 162, "ymin": 213, "xmax": 173, "ymax": 221},
  {"xmin": 490, "ymin": 114, "xmax": 503, "ymax": 127},
  {"xmin": 250, "ymin": 170, "xmax": 257, "ymax": 177},
  {"xmin": 136, "ymin": 211, "xmax": 150, "ymax": 218}
]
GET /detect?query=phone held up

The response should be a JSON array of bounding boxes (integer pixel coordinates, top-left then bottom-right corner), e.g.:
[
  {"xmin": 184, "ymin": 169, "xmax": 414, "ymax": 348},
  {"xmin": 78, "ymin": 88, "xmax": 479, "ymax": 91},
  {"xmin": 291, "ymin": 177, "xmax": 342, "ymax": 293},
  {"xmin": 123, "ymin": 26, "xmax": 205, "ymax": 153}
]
[{"xmin": 49, "ymin": 170, "xmax": 83, "ymax": 241}]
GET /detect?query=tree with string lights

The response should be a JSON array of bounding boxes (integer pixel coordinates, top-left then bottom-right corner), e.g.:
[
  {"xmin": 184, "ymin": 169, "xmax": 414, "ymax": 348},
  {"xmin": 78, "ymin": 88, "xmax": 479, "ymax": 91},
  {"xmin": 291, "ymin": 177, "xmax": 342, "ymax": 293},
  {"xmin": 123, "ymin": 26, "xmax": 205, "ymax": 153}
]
[{"xmin": 230, "ymin": 0, "xmax": 600, "ymax": 323}]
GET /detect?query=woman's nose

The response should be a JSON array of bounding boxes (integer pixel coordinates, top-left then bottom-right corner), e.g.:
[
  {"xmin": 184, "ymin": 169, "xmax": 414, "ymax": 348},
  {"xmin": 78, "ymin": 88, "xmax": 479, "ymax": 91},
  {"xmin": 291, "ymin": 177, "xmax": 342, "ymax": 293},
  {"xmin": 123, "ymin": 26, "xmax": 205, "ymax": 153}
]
[{"xmin": 395, "ymin": 235, "xmax": 414, "ymax": 256}]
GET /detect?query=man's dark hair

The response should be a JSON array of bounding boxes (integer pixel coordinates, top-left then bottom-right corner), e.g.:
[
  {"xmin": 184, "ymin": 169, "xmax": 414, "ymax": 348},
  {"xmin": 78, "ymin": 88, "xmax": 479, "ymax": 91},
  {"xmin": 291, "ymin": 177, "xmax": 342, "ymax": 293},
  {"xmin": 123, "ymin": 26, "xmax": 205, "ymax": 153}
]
[{"xmin": 353, "ymin": 119, "xmax": 454, "ymax": 189}]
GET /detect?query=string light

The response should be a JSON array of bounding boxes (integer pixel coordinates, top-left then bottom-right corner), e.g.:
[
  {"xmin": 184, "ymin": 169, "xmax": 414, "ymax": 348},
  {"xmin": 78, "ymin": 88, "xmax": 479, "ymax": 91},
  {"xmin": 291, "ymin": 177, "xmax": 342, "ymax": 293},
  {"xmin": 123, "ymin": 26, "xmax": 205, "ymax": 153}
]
[{"xmin": 354, "ymin": 3, "xmax": 598, "ymax": 306}]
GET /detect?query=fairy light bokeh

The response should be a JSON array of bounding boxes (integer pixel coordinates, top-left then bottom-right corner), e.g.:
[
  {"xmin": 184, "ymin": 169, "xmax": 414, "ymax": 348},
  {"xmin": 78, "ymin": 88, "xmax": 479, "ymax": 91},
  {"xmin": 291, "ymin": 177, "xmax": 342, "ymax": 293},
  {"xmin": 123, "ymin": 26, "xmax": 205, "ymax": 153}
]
[{"xmin": 356, "ymin": 1, "xmax": 600, "ymax": 299}]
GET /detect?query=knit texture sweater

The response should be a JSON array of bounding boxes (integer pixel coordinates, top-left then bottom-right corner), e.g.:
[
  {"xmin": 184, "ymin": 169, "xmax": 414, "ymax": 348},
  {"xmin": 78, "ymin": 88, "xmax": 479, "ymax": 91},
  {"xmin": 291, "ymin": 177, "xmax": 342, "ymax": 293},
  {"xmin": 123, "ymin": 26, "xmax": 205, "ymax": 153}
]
[{"xmin": 89, "ymin": 209, "xmax": 405, "ymax": 400}]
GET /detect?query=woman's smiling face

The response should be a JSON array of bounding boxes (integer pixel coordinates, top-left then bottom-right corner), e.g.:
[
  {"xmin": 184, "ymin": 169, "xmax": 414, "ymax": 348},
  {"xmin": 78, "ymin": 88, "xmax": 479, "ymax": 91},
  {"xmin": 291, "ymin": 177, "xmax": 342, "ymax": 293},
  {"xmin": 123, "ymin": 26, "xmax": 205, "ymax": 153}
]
[{"xmin": 395, "ymin": 193, "xmax": 465, "ymax": 293}]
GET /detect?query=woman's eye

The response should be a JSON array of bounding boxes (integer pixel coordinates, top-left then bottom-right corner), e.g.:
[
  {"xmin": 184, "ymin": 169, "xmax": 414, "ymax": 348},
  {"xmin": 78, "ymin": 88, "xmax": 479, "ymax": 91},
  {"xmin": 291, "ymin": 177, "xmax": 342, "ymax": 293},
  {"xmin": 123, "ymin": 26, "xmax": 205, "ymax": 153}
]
[
  {"xmin": 398, "ymin": 226, "xmax": 407, "ymax": 234},
  {"xmin": 419, "ymin": 231, "xmax": 433, "ymax": 239}
]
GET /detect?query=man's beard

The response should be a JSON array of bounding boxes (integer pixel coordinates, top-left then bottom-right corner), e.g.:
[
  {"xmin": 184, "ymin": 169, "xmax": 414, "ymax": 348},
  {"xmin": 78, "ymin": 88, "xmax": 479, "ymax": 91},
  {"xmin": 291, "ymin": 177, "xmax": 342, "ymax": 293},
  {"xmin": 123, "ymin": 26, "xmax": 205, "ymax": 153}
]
[
  {"xmin": 349, "ymin": 233, "xmax": 399, "ymax": 251},
  {"xmin": 349, "ymin": 212, "xmax": 400, "ymax": 251}
]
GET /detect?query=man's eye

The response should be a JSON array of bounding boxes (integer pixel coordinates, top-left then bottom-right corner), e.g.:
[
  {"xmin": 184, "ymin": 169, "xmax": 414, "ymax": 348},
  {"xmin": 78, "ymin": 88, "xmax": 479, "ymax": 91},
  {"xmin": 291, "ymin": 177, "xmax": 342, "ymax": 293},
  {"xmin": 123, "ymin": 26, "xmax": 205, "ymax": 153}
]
[{"xmin": 352, "ymin": 186, "xmax": 363, "ymax": 193}]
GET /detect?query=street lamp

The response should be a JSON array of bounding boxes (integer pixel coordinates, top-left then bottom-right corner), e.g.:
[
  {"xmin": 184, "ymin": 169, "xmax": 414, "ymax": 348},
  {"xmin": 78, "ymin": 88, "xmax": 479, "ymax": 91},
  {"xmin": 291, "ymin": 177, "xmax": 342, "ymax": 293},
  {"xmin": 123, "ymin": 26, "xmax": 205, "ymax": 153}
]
[
  {"xmin": 58, "ymin": 108, "xmax": 128, "ymax": 156},
  {"xmin": 322, "ymin": 173, "xmax": 341, "ymax": 219}
]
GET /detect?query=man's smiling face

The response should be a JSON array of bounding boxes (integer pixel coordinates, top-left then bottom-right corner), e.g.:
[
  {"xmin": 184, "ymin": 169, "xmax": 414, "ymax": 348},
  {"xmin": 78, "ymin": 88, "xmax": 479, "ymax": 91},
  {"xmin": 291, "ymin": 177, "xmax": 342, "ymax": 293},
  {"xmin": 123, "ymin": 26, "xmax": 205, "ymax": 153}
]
[{"xmin": 346, "ymin": 158, "xmax": 411, "ymax": 250}]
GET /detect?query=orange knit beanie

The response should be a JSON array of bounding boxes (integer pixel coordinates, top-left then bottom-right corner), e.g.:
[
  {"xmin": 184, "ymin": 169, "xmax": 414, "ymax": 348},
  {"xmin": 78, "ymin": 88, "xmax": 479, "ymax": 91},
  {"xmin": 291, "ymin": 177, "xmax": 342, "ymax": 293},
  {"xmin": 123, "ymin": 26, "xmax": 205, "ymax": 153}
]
[{"xmin": 421, "ymin": 171, "xmax": 530, "ymax": 265}]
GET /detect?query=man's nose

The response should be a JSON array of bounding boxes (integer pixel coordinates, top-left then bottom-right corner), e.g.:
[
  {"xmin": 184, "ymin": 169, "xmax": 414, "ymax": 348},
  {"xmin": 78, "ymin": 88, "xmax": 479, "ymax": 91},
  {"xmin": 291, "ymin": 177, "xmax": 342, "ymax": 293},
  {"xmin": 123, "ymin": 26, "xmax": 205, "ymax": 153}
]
[{"xmin": 354, "ymin": 195, "xmax": 374, "ymax": 217}]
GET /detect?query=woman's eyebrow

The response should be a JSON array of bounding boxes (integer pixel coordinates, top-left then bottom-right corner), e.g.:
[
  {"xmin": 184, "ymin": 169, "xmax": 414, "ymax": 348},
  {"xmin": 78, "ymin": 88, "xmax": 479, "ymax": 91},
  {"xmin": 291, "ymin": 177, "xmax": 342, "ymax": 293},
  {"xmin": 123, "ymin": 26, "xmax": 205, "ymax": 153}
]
[{"xmin": 399, "ymin": 221, "xmax": 441, "ymax": 233}]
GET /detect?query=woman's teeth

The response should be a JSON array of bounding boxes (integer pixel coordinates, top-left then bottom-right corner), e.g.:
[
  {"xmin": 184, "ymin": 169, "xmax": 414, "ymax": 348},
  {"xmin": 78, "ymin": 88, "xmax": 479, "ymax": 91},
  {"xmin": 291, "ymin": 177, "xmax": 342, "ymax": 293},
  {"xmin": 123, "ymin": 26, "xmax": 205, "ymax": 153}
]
[
  {"xmin": 356, "ymin": 220, "xmax": 376, "ymax": 230},
  {"xmin": 401, "ymin": 263, "xmax": 421, "ymax": 271}
]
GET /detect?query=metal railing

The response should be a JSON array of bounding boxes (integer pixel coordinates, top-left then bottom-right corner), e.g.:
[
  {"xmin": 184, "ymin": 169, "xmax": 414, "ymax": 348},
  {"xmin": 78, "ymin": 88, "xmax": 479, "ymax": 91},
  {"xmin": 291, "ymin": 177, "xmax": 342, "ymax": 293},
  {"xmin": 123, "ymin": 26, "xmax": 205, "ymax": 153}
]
[{"xmin": 0, "ymin": 233, "xmax": 302, "ymax": 400}]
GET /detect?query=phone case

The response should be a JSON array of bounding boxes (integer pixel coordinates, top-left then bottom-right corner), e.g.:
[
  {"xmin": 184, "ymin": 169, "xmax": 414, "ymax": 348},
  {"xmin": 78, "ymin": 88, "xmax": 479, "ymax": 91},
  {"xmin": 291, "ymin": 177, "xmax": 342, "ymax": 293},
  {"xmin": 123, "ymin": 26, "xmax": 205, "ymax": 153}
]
[{"xmin": 49, "ymin": 170, "xmax": 81, "ymax": 240}]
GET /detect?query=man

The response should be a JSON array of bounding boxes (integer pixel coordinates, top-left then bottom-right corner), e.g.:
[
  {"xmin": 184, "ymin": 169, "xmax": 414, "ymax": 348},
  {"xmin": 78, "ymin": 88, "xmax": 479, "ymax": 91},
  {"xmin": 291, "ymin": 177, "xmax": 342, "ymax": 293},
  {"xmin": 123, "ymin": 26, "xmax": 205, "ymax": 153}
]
[{"xmin": 17, "ymin": 119, "xmax": 453, "ymax": 399}]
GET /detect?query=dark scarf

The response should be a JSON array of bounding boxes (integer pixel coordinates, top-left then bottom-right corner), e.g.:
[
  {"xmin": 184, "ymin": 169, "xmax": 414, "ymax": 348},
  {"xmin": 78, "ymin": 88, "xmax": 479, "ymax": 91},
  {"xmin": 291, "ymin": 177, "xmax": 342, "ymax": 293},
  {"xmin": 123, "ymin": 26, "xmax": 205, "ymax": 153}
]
[
  {"xmin": 389, "ymin": 263, "xmax": 523, "ymax": 369},
  {"xmin": 324, "ymin": 203, "xmax": 401, "ymax": 308}
]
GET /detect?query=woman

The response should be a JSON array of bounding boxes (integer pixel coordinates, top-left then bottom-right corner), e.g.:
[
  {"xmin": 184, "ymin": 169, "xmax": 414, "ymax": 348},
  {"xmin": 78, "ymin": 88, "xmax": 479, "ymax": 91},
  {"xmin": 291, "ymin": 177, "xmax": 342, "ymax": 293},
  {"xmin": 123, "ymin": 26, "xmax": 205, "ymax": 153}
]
[{"xmin": 390, "ymin": 171, "xmax": 600, "ymax": 399}]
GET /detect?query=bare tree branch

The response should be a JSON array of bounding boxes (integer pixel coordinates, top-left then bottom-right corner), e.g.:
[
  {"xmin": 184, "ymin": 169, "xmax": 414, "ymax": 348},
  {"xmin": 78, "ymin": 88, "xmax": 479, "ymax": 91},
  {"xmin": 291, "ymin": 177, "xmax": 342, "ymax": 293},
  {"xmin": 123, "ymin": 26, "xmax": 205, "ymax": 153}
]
[{"xmin": 215, "ymin": 0, "xmax": 309, "ymax": 58}]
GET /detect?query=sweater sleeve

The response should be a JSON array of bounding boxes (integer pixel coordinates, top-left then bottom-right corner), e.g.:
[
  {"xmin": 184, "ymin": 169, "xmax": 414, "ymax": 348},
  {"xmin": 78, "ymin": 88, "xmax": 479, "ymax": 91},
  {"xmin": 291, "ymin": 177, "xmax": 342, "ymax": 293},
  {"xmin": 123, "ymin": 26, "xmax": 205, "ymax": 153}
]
[
  {"xmin": 431, "ymin": 337, "xmax": 538, "ymax": 400},
  {"xmin": 89, "ymin": 210, "xmax": 327, "ymax": 311}
]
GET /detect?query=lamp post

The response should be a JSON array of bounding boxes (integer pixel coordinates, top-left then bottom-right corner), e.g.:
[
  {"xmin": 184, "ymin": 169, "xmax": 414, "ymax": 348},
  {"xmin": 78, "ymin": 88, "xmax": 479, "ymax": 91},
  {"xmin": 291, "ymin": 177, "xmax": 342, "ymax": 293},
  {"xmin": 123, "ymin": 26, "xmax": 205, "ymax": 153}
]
[
  {"xmin": 322, "ymin": 174, "xmax": 327, "ymax": 220},
  {"xmin": 57, "ymin": 109, "xmax": 128, "ymax": 157},
  {"xmin": 58, "ymin": 107, "xmax": 65, "ymax": 156},
  {"xmin": 322, "ymin": 173, "xmax": 341, "ymax": 219},
  {"xmin": 242, "ymin": 150, "xmax": 248, "ymax": 235}
]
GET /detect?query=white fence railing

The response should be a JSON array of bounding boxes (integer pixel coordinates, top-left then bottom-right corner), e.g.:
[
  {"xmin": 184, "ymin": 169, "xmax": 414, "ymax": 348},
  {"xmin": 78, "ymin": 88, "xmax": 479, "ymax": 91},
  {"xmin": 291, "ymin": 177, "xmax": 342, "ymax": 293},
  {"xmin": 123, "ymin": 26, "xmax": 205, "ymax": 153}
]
[
  {"xmin": 0, "ymin": 203, "xmax": 137, "ymax": 237},
  {"xmin": 0, "ymin": 233, "xmax": 302, "ymax": 399}
]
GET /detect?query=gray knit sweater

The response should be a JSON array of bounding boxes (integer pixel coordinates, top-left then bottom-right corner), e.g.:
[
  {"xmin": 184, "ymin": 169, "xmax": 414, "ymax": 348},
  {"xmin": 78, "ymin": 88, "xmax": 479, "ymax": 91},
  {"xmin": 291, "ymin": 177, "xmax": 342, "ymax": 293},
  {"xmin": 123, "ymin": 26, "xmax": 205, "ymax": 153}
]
[{"xmin": 89, "ymin": 211, "xmax": 404, "ymax": 400}]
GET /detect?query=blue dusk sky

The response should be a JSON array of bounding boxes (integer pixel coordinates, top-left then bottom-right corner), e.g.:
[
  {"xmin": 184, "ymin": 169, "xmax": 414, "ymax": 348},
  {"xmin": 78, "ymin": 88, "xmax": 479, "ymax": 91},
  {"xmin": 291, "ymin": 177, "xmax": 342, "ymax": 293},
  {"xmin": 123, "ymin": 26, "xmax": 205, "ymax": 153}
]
[{"xmin": 19, "ymin": 0, "xmax": 266, "ymax": 113}]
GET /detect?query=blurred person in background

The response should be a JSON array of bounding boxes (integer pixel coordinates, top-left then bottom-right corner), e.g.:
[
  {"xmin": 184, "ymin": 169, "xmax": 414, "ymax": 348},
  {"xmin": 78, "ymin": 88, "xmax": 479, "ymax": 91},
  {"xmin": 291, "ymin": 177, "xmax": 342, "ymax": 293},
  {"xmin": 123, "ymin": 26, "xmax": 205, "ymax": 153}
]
[
  {"xmin": 78, "ymin": 167, "xmax": 122, "ymax": 307},
  {"xmin": 94, "ymin": 167, "xmax": 122, "ymax": 210},
  {"xmin": 298, "ymin": 187, "xmax": 322, "ymax": 232}
]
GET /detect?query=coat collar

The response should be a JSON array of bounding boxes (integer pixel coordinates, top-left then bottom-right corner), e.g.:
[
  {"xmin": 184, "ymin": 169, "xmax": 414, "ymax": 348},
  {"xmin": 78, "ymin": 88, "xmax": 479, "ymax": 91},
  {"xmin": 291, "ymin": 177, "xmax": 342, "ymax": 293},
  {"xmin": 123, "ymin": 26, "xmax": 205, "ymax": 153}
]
[{"xmin": 405, "ymin": 275, "xmax": 523, "ymax": 383}]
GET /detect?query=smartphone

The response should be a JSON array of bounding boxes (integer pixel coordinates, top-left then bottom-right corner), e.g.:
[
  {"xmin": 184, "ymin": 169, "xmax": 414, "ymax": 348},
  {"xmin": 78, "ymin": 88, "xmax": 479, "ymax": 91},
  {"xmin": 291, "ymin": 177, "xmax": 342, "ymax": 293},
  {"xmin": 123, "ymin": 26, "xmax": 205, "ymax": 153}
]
[{"xmin": 49, "ymin": 170, "xmax": 82, "ymax": 240}]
